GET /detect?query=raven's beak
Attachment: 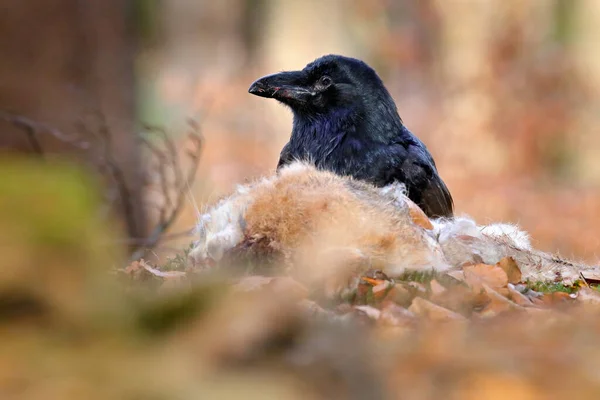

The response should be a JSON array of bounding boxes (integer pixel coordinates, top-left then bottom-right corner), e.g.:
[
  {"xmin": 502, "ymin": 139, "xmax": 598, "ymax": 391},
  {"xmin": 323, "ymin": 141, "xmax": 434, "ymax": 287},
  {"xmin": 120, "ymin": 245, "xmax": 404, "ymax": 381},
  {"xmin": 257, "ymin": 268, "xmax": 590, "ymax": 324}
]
[{"xmin": 248, "ymin": 71, "xmax": 313, "ymax": 103}]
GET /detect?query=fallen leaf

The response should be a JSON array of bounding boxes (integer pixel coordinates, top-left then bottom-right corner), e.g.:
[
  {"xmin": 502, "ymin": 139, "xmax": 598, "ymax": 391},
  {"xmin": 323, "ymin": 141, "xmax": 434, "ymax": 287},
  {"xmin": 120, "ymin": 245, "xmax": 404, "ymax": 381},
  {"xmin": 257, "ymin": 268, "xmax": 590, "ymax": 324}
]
[
  {"xmin": 383, "ymin": 284, "xmax": 414, "ymax": 307},
  {"xmin": 477, "ymin": 284, "xmax": 524, "ymax": 317},
  {"xmin": 446, "ymin": 270, "xmax": 465, "ymax": 282},
  {"xmin": 372, "ymin": 281, "xmax": 394, "ymax": 300},
  {"xmin": 463, "ymin": 264, "xmax": 508, "ymax": 290},
  {"xmin": 406, "ymin": 198, "xmax": 434, "ymax": 230},
  {"xmin": 429, "ymin": 279, "xmax": 446, "ymax": 296},
  {"xmin": 361, "ymin": 277, "xmax": 383, "ymax": 286},
  {"xmin": 496, "ymin": 257, "xmax": 522, "ymax": 284},
  {"xmin": 408, "ymin": 297, "xmax": 466, "ymax": 321},
  {"xmin": 539, "ymin": 291, "xmax": 575, "ymax": 307},
  {"xmin": 430, "ymin": 284, "xmax": 476, "ymax": 316},
  {"xmin": 580, "ymin": 270, "xmax": 600, "ymax": 286}
]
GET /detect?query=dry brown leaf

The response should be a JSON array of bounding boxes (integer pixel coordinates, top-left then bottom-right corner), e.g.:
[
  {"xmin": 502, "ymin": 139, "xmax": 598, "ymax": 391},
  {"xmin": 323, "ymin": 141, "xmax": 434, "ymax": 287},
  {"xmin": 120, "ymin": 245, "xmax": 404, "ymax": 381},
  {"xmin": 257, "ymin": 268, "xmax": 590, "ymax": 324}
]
[
  {"xmin": 463, "ymin": 264, "xmax": 508, "ymax": 290},
  {"xmin": 429, "ymin": 279, "xmax": 446, "ymax": 296},
  {"xmin": 446, "ymin": 270, "xmax": 465, "ymax": 282},
  {"xmin": 430, "ymin": 284, "xmax": 476, "ymax": 316},
  {"xmin": 408, "ymin": 297, "xmax": 466, "ymax": 321},
  {"xmin": 406, "ymin": 198, "xmax": 434, "ymax": 230},
  {"xmin": 580, "ymin": 270, "xmax": 600, "ymax": 286},
  {"xmin": 539, "ymin": 292, "xmax": 576, "ymax": 307},
  {"xmin": 472, "ymin": 290, "xmax": 492, "ymax": 311},
  {"xmin": 372, "ymin": 281, "xmax": 394, "ymax": 300},
  {"xmin": 477, "ymin": 284, "xmax": 524, "ymax": 317},
  {"xmin": 496, "ymin": 257, "xmax": 522, "ymax": 284},
  {"xmin": 383, "ymin": 284, "xmax": 414, "ymax": 307}
]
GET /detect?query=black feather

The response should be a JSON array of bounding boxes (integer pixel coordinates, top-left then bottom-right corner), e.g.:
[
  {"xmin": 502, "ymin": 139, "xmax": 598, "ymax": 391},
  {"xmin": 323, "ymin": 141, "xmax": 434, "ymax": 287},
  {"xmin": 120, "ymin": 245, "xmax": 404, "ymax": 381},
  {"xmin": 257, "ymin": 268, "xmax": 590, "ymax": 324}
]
[{"xmin": 249, "ymin": 54, "xmax": 454, "ymax": 218}]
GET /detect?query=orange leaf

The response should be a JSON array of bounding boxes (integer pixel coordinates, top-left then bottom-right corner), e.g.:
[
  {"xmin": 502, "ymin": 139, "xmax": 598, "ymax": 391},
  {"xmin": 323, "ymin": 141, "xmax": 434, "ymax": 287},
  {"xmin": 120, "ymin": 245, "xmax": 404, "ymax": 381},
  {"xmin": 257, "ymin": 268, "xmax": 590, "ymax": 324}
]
[
  {"xmin": 446, "ymin": 270, "xmax": 465, "ymax": 282},
  {"xmin": 496, "ymin": 257, "xmax": 522, "ymax": 284},
  {"xmin": 406, "ymin": 198, "xmax": 433, "ymax": 230},
  {"xmin": 429, "ymin": 279, "xmax": 446, "ymax": 296},
  {"xmin": 408, "ymin": 297, "xmax": 466, "ymax": 321},
  {"xmin": 361, "ymin": 277, "xmax": 383, "ymax": 286},
  {"xmin": 383, "ymin": 284, "xmax": 414, "ymax": 307},
  {"xmin": 477, "ymin": 284, "xmax": 524, "ymax": 317},
  {"xmin": 463, "ymin": 264, "xmax": 508, "ymax": 290},
  {"xmin": 539, "ymin": 291, "xmax": 575, "ymax": 307}
]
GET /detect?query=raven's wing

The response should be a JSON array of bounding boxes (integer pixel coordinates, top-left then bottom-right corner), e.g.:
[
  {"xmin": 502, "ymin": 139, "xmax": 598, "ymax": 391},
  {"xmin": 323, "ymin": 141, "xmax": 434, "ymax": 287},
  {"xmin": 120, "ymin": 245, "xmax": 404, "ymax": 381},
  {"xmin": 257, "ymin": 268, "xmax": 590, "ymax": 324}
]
[
  {"xmin": 393, "ymin": 141, "xmax": 454, "ymax": 219},
  {"xmin": 417, "ymin": 170, "xmax": 454, "ymax": 218}
]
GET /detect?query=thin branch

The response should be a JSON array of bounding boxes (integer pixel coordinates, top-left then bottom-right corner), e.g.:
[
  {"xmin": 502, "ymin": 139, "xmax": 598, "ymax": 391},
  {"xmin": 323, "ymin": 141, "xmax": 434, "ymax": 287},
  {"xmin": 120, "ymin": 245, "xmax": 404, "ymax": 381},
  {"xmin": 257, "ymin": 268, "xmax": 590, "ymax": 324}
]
[
  {"xmin": 0, "ymin": 110, "xmax": 89, "ymax": 149},
  {"xmin": 83, "ymin": 114, "xmax": 140, "ymax": 241},
  {"xmin": 2, "ymin": 108, "xmax": 203, "ymax": 261},
  {"xmin": 129, "ymin": 119, "xmax": 203, "ymax": 261}
]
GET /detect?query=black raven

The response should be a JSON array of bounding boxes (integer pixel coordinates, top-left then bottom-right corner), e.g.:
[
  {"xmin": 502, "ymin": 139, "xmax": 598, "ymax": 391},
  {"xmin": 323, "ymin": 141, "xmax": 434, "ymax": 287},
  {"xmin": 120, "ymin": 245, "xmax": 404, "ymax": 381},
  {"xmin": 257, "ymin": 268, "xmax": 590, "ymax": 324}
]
[{"xmin": 248, "ymin": 54, "xmax": 454, "ymax": 218}]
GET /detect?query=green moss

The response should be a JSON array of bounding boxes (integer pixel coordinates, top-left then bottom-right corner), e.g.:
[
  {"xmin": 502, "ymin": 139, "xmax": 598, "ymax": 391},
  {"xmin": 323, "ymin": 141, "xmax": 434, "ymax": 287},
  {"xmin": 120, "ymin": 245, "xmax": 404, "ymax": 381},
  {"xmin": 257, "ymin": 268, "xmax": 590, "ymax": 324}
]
[
  {"xmin": 526, "ymin": 280, "xmax": 578, "ymax": 294},
  {"xmin": 161, "ymin": 243, "xmax": 195, "ymax": 271},
  {"xmin": 396, "ymin": 269, "xmax": 439, "ymax": 284}
]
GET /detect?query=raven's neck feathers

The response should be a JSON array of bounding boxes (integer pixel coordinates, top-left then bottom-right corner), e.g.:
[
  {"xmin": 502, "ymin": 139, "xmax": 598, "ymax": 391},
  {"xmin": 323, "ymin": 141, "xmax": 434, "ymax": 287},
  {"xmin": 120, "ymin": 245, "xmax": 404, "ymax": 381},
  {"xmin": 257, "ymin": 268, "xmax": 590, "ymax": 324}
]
[{"xmin": 290, "ymin": 96, "xmax": 405, "ymax": 151}]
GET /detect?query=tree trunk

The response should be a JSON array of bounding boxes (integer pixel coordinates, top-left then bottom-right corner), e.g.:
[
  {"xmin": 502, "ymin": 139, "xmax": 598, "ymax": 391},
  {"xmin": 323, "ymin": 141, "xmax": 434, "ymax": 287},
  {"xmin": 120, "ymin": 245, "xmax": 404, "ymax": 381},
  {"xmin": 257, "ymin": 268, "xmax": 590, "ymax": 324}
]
[{"xmin": 0, "ymin": 0, "xmax": 147, "ymax": 244}]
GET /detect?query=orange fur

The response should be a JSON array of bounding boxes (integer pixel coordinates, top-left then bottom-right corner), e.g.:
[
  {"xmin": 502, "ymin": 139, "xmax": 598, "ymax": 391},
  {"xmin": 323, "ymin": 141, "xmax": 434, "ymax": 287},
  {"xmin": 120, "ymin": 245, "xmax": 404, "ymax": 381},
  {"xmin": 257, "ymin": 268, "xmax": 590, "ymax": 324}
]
[
  {"xmin": 191, "ymin": 162, "xmax": 448, "ymax": 284},
  {"xmin": 190, "ymin": 161, "xmax": 594, "ymax": 285}
]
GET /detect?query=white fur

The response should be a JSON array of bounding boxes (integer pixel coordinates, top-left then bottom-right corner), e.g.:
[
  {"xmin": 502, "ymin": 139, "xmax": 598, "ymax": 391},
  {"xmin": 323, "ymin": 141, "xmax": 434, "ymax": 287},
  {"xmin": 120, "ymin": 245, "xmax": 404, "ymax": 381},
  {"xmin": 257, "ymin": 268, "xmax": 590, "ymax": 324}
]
[
  {"xmin": 189, "ymin": 163, "xmax": 591, "ymax": 284},
  {"xmin": 432, "ymin": 216, "xmax": 481, "ymax": 244},
  {"xmin": 189, "ymin": 189, "xmax": 250, "ymax": 265},
  {"xmin": 480, "ymin": 223, "xmax": 531, "ymax": 250},
  {"xmin": 279, "ymin": 161, "xmax": 314, "ymax": 176}
]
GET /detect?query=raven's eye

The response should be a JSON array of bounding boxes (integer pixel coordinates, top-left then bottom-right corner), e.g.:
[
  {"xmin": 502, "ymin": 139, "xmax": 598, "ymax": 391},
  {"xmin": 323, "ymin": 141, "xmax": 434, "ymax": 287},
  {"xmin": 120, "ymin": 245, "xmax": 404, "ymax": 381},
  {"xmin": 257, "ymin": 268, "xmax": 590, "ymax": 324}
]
[{"xmin": 318, "ymin": 75, "xmax": 332, "ymax": 87}]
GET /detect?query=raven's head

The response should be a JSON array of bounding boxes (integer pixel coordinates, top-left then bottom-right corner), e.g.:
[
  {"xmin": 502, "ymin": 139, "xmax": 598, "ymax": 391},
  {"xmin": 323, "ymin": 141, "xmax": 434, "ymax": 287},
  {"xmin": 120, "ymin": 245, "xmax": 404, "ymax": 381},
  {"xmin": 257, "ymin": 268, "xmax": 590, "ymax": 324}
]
[{"xmin": 248, "ymin": 54, "xmax": 398, "ymax": 117}]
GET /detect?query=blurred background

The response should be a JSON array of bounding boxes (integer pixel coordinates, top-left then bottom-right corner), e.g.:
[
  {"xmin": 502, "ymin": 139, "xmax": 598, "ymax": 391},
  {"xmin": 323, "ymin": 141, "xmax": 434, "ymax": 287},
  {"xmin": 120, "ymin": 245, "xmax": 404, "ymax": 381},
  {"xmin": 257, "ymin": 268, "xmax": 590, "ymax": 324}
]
[{"xmin": 1, "ymin": 0, "xmax": 599, "ymax": 263}]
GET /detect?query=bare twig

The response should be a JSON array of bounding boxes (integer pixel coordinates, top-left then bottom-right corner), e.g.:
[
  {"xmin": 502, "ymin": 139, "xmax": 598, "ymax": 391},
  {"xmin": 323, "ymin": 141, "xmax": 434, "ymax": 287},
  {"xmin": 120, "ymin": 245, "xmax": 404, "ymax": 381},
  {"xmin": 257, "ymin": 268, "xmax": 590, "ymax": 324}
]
[
  {"xmin": 76, "ymin": 117, "xmax": 140, "ymax": 242},
  {"xmin": 0, "ymin": 110, "xmax": 90, "ymax": 150},
  {"xmin": 129, "ymin": 119, "xmax": 203, "ymax": 261},
  {"xmin": 2, "ymin": 109, "xmax": 203, "ymax": 261}
]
